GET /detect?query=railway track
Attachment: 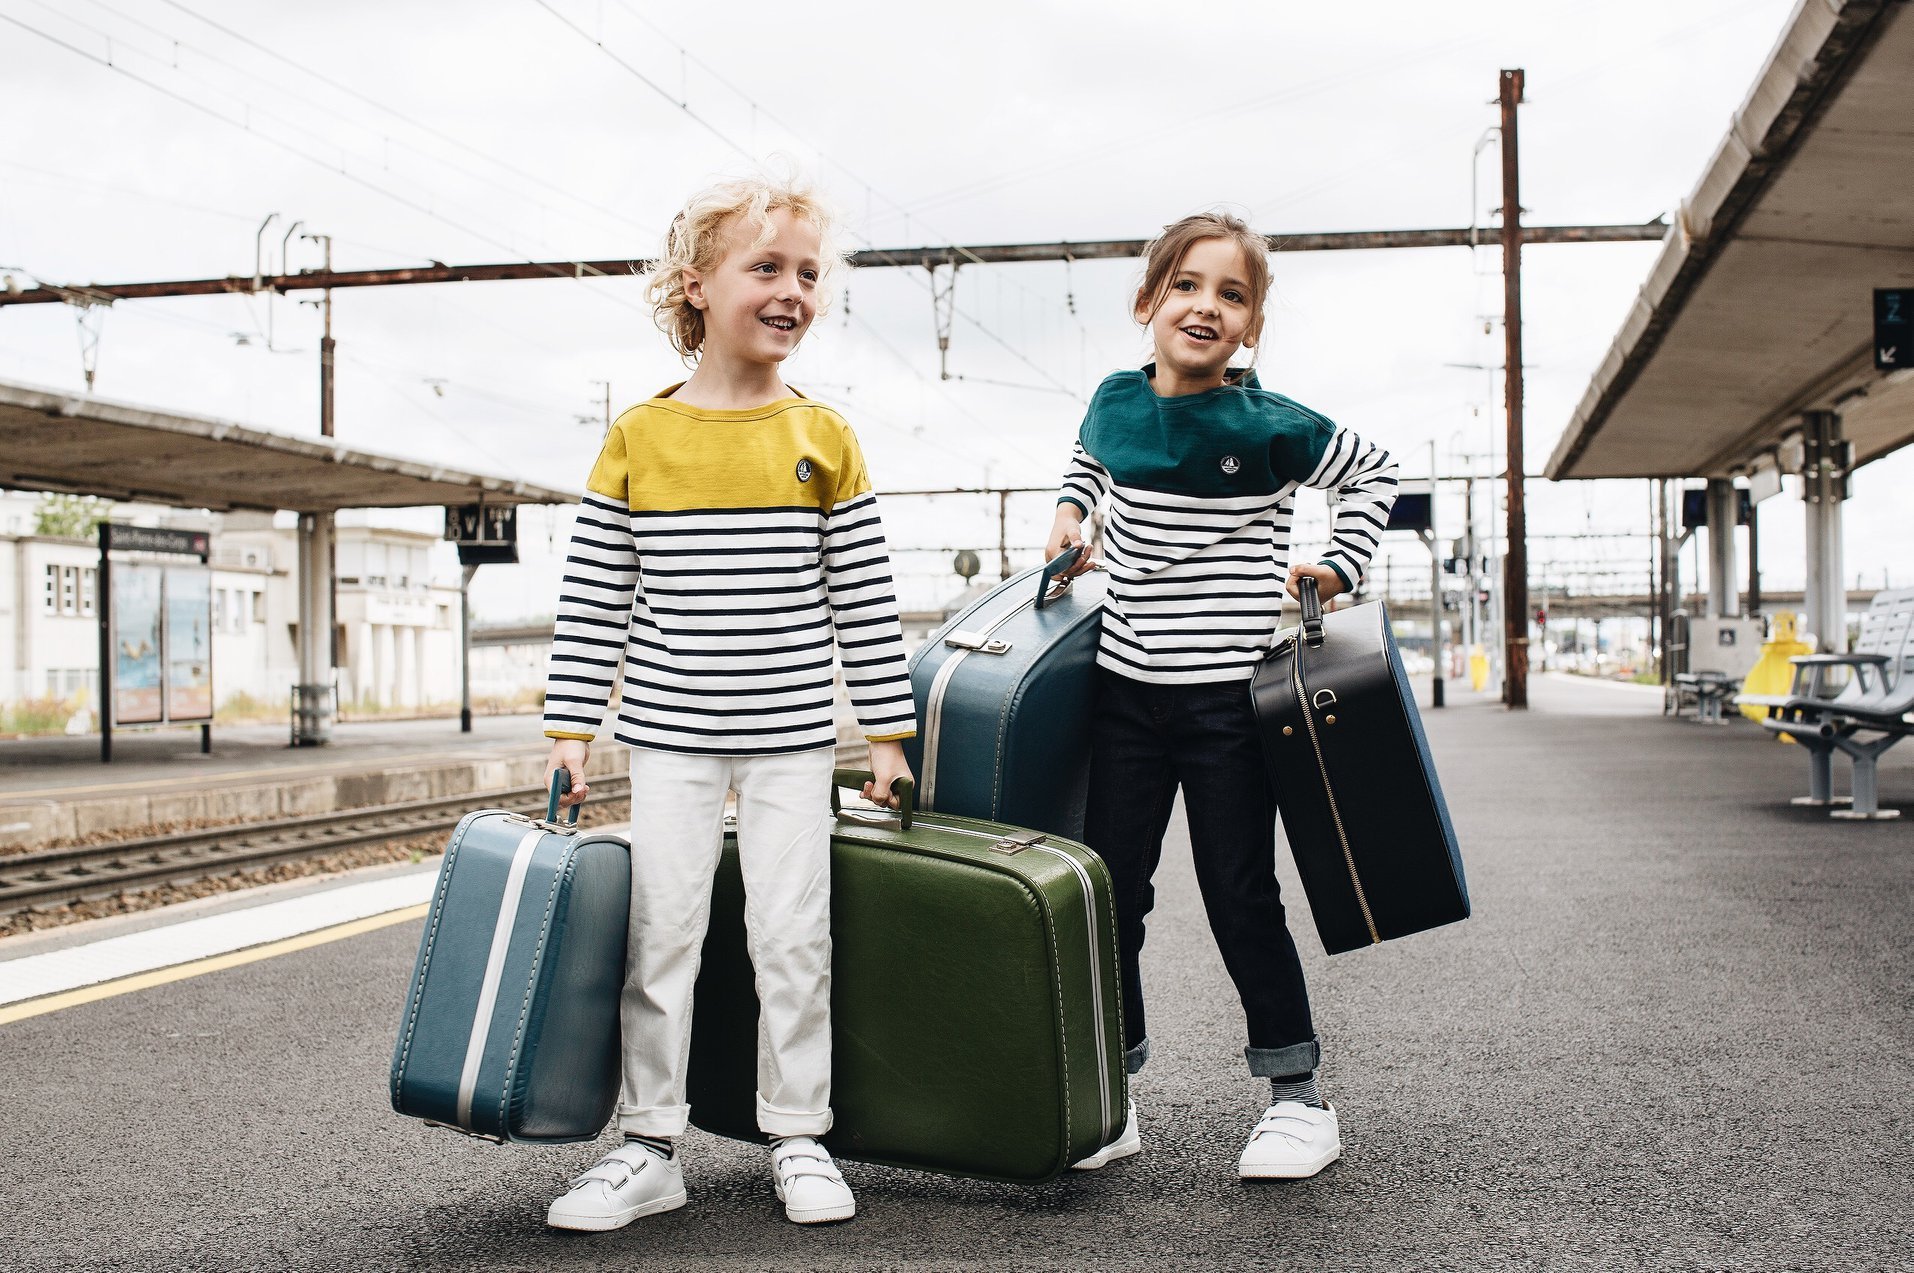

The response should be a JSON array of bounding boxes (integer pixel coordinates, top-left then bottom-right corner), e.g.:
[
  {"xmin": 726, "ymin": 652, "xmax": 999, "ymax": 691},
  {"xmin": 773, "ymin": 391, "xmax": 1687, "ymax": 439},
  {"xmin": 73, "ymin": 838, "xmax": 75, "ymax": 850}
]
[{"xmin": 0, "ymin": 773, "xmax": 633, "ymax": 916}]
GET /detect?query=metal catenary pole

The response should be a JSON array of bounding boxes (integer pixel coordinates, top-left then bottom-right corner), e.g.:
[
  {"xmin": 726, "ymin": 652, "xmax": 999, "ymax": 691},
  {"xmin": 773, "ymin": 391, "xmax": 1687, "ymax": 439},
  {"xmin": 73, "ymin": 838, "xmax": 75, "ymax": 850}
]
[{"xmin": 1499, "ymin": 68, "xmax": 1531, "ymax": 709}]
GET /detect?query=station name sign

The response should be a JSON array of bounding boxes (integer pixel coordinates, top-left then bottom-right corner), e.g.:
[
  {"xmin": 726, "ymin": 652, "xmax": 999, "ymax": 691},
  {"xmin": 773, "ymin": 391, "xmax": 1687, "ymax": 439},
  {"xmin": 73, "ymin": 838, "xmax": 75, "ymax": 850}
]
[
  {"xmin": 101, "ymin": 524, "xmax": 211, "ymax": 558},
  {"xmin": 445, "ymin": 503, "xmax": 519, "ymax": 566}
]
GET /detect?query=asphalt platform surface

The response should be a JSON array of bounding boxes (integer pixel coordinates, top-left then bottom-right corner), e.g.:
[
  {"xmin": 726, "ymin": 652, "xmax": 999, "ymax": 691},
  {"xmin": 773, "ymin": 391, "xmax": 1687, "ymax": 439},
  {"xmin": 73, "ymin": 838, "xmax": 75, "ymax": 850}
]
[{"xmin": 5, "ymin": 675, "xmax": 1910, "ymax": 1271}]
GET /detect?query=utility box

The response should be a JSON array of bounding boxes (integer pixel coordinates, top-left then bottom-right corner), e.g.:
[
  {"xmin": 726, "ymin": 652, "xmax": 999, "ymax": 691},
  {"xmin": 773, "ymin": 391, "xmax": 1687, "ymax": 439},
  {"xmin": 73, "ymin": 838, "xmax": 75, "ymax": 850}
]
[{"xmin": 1687, "ymin": 617, "xmax": 1766, "ymax": 679}]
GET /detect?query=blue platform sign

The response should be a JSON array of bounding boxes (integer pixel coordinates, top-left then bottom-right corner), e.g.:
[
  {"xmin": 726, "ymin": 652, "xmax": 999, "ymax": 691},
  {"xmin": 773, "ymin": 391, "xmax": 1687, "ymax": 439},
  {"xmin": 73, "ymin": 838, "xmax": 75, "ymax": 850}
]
[{"xmin": 1878, "ymin": 288, "xmax": 1911, "ymax": 371}]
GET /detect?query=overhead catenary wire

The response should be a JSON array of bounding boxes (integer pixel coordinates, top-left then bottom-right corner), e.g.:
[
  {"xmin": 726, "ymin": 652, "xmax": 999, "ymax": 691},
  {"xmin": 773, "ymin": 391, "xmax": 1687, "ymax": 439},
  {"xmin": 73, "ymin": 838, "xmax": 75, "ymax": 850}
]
[
  {"xmin": 0, "ymin": 11, "xmax": 654, "ymax": 322},
  {"xmin": 150, "ymin": 0, "xmax": 659, "ymax": 245},
  {"xmin": 537, "ymin": 0, "xmax": 1086, "ymax": 402}
]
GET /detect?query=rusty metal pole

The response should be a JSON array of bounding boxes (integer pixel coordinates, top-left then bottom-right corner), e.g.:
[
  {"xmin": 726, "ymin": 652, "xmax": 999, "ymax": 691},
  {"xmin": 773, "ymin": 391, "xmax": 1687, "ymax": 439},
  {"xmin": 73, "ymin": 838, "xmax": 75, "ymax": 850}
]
[
  {"xmin": 1499, "ymin": 68, "xmax": 1530, "ymax": 709},
  {"xmin": 998, "ymin": 489, "xmax": 1011, "ymax": 581}
]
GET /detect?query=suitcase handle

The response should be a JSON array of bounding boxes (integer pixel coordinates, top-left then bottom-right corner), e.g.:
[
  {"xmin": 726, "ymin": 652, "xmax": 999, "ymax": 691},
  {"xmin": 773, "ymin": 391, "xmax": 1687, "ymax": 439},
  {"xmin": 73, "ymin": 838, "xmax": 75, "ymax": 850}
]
[
  {"xmin": 1035, "ymin": 545, "xmax": 1082, "ymax": 611},
  {"xmin": 1298, "ymin": 574, "xmax": 1326, "ymax": 647},
  {"xmin": 544, "ymin": 767, "xmax": 582, "ymax": 827},
  {"xmin": 830, "ymin": 768, "xmax": 914, "ymax": 832}
]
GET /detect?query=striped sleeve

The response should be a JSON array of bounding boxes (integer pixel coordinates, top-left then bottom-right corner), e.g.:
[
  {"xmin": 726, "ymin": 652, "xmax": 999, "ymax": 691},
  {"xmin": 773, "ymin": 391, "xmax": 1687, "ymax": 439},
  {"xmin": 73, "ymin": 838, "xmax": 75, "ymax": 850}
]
[
  {"xmin": 824, "ymin": 434, "xmax": 916, "ymax": 743},
  {"xmin": 541, "ymin": 434, "xmax": 639, "ymax": 741},
  {"xmin": 1304, "ymin": 428, "xmax": 1398, "ymax": 591},
  {"xmin": 1058, "ymin": 440, "xmax": 1110, "ymax": 517}
]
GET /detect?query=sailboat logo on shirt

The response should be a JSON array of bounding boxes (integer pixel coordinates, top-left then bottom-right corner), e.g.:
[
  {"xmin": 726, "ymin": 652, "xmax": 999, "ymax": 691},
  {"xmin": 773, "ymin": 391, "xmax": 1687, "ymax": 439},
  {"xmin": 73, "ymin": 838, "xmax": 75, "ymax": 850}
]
[
  {"xmin": 1220, "ymin": 455, "xmax": 1241, "ymax": 475},
  {"xmin": 796, "ymin": 459, "xmax": 814, "ymax": 483}
]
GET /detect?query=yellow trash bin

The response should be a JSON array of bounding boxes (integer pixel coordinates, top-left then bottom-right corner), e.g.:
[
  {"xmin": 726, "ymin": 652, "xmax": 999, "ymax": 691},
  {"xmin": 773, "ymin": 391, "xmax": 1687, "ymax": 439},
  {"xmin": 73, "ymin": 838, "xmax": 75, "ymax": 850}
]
[
  {"xmin": 1738, "ymin": 612, "xmax": 1813, "ymax": 727},
  {"xmin": 1469, "ymin": 644, "xmax": 1490, "ymax": 692}
]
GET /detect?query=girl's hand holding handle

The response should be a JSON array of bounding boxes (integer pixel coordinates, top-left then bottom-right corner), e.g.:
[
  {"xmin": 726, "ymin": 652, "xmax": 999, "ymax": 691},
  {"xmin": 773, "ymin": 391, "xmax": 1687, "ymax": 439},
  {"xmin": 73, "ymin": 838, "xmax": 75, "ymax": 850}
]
[
  {"xmin": 1285, "ymin": 563, "xmax": 1347, "ymax": 604},
  {"xmin": 1046, "ymin": 506, "xmax": 1095, "ymax": 580}
]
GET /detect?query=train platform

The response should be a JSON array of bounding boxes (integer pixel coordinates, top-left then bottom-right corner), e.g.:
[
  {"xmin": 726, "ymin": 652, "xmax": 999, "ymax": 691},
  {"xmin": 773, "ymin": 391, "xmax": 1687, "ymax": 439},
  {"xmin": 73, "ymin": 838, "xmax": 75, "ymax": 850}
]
[
  {"xmin": 3, "ymin": 674, "xmax": 1909, "ymax": 1271},
  {"xmin": 0, "ymin": 713, "xmax": 624, "ymax": 849}
]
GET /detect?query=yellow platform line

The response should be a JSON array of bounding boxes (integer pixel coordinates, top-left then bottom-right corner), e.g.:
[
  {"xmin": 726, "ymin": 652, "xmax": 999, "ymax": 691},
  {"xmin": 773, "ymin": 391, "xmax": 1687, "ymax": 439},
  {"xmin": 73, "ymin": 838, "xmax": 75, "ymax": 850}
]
[{"xmin": 0, "ymin": 903, "xmax": 429, "ymax": 1026}]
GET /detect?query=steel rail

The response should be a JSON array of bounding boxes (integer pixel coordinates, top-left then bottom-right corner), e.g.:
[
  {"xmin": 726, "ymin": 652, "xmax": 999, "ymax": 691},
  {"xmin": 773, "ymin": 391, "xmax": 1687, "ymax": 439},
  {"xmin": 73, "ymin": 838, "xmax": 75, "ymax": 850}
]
[{"xmin": 0, "ymin": 774, "xmax": 633, "ymax": 915}]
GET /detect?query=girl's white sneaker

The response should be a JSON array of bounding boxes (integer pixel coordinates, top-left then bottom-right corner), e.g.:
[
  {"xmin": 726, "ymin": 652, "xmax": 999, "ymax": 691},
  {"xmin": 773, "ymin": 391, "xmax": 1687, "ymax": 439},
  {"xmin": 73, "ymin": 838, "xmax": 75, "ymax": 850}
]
[
  {"xmin": 1069, "ymin": 1102, "xmax": 1141, "ymax": 1170},
  {"xmin": 546, "ymin": 1142, "xmax": 687, "ymax": 1231},
  {"xmin": 771, "ymin": 1137, "xmax": 855, "ymax": 1224},
  {"xmin": 1237, "ymin": 1101, "xmax": 1341, "ymax": 1179}
]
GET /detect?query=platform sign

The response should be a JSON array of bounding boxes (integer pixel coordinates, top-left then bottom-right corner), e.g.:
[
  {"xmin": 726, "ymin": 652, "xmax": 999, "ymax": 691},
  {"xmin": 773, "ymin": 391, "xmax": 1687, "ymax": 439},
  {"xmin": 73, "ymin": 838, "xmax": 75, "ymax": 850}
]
[
  {"xmin": 98, "ymin": 521, "xmax": 213, "ymax": 762},
  {"xmin": 1877, "ymin": 288, "xmax": 1911, "ymax": 371},
  {"xmin": 111, "ymin": 565, "xmax": 164, "ymax": 725},
  {"xmin": 1385, "ymin": 491, "xmax": 1433, "ymax": 533},
  {"xmin": 446, "ymin": 503, "xmax": 519, "ymax": 565},
  {"xmin": 1680, "ymin": 488, "xmax": 1753, "ymax": 530},
  {"xmin": 164, "ymin": 566, "xmax": 214, "ymax": 723}
]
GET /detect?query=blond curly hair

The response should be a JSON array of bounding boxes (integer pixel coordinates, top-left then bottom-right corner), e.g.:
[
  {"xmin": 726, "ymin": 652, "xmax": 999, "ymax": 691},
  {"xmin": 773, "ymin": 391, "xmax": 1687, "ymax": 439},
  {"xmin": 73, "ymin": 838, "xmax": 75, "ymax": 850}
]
[{"xmin": 647, "ymin": 174, "xmax": 845, "ymax": 360}]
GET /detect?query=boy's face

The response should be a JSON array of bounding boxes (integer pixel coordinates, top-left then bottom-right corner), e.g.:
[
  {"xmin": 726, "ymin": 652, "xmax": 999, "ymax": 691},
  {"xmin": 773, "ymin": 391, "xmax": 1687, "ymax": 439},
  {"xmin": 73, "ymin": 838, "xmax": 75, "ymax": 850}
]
[
  {"xmin": 684, "ymin": 208, "xmax": 823, "ymax": 368},
  {"xmin": 1135, "ymin": 236, "xmax": 1260, "ymax": 386}
]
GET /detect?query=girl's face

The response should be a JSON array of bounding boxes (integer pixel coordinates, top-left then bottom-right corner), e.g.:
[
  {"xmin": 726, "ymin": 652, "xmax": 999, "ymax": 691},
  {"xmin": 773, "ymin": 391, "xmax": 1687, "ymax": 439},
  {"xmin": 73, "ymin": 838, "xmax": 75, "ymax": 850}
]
[
  {"xmin": 1135, "ymin": 236, "xmax": 1260, "ymax": 387},
  {"xmin": 684, "ymin": 207, "xmax": 822, "ymax": 367}
]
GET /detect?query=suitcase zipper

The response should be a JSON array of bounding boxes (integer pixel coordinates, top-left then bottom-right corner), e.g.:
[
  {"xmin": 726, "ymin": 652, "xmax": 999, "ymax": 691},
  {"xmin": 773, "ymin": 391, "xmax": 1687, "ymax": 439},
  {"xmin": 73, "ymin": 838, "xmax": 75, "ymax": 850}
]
[
  {"xmin": 842, "ymin": 811, "xmax": 1114, "ymax": 1131},
  {"xmin": 921, "ymin": 592, "xmax": 1042, "ymax": 808},
  {"xmin": 1291, "ymin": 653, "xmax": 1380, "ymax": 944}
]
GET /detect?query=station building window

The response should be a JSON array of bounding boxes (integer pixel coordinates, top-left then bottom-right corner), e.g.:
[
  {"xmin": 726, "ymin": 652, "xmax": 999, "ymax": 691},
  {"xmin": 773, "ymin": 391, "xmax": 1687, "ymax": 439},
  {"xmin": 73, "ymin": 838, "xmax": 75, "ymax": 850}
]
[
  {"xmin": 252, "ymin": 590, "xmax": 265, "ymax": 624},
  {"xmin": 44, "ymin": 564, "xmax": 58, "ymax": 613},
  {"xmin": 60, "ymin": 566, "xmax": 78, "ymax": 615},
  {"xmin": 80, "ymin": 567, "xmax": 96, "ymax": 617},
  {"xmin": 213, "ymin": 589, "xmax": 226, "ymax": 631}
]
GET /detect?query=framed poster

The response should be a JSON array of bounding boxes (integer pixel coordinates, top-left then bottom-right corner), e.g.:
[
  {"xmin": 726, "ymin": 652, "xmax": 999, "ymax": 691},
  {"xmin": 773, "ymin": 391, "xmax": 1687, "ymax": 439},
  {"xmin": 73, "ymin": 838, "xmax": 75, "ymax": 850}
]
[
  {"xmin": 111, "ymin": 564, "xmax": 164, "ymax": 725},
  {"xmin": 164, "ymin": 565, "xmax": 213, "ymax": 722}
]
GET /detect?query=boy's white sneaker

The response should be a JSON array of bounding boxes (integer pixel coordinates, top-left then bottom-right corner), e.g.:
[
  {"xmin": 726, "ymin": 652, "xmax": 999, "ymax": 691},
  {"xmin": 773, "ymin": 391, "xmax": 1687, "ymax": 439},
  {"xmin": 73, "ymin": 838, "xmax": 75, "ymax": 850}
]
[
  {"xmin": 771, "ymin": 1136, "xmax": 855, "ymax": 1224},
  {"xmin": 546, "ymin": 1141, "xmax": 687, "ymax": 1231},
  {"xmin": 1069, "ymin": 1102, "xmax": 1141, "ymax": 1170},
  {"xmin": 1238, "ymin": 1101, "xmax": 1341, "ymax": 1179}
]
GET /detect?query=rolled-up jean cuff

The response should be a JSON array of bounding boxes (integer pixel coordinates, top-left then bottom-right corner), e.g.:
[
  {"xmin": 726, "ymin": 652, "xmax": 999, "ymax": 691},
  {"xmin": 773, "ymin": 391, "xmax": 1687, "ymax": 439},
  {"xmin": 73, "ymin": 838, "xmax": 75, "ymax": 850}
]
[
  {"xmin": 1244, "ymin": 1038, "xmax": 1321, "ymax": 1078},
  {"xmin": 756, "ymin": 1093, "xmax": 833, "ymax": 1138},
  {"xmin": 1125, "ymin": 1037, "xmax": 1150, "ymax": 1075},
  {"xmin": 616, "ymin": 1102, "xmax": 690, "ymax": 1138}
]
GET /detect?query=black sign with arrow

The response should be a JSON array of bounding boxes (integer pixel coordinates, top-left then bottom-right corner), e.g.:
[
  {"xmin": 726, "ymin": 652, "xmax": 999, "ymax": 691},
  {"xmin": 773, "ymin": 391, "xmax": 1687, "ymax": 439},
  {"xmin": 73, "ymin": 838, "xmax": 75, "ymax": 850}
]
[{"xmin": 1878, "ymin": 288, "xmax": 1911, "ymax": 371}]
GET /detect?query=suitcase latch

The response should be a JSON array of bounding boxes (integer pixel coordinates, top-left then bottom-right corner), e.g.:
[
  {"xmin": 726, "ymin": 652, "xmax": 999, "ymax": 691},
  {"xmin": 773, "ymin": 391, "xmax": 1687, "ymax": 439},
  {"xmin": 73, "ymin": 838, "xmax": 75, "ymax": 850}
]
[
  {"xmin": 946, "ymin": 629, "xmax": 1011, "ymax": 654},
  {"xmin": 991, "ymin": 832, "xmax": 1047, "ymax": 855}
]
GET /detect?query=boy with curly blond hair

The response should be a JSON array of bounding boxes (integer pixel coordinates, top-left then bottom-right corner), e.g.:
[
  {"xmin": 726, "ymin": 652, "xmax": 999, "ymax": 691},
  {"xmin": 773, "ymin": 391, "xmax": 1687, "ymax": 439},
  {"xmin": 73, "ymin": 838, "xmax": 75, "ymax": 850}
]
[{"xmin": 539, "ymin": 174, "xmax": 915, "ymax": 1230}]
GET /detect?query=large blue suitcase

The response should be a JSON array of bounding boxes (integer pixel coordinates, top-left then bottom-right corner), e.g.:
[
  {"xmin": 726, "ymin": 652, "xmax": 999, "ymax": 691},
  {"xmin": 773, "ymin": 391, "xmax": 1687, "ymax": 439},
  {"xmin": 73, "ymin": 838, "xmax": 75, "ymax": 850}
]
[
  {"xmin": 903, "ymin": 550, "xmax": 1106, "ymax": 842},
  {"xmin": 390, "ymin": 774, "xmax": 629, "ymax": 1143}
]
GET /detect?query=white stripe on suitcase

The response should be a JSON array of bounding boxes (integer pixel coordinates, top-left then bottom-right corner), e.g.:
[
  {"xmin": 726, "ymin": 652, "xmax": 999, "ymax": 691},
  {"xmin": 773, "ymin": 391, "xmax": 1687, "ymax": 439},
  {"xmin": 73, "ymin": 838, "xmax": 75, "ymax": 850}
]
[{"xmin": 456, "ymin": 828, "xmax": 546, "ymax": 1127}]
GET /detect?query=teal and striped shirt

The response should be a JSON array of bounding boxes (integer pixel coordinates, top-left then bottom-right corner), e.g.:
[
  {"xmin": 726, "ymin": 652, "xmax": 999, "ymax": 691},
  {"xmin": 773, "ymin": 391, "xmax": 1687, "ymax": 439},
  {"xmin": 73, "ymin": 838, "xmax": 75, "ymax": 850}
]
[{"xmin": 1058, "ymin": 367, "xmax": 1398, "ymax": 684}]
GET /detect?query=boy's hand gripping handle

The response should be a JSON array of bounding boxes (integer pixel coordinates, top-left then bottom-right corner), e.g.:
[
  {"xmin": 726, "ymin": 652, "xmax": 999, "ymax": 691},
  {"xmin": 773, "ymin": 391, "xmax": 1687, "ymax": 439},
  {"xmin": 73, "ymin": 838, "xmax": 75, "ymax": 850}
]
[
  {"xmin": 545, "ymin": 767, "xmax": 582, "ymax": 826},
  {"xmin": 830, "ymin": 768, "xmax": 914, "ymax": 832}
]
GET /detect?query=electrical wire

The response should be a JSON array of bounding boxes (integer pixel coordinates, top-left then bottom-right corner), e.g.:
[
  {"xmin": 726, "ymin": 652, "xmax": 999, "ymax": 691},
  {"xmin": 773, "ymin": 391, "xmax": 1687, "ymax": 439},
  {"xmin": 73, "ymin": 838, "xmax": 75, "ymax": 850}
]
[
  {"xmin": 0, "ymin": 11, "xmax": 654, "ymax": 321},
  {"xmin": 152, "ymin": 0, "xmax": 658, "ymax": 245}
]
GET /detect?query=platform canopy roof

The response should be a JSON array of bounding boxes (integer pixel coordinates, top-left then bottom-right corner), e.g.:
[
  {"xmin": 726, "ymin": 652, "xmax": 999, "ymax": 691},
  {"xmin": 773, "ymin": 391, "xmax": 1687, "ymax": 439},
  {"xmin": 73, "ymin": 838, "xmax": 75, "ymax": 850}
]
[
  {"xmin": 0, "ymin": 379, "xmax": 578, "ymax": 513},
  {"xmin": 1547, "ymin": 0, "xmax": 1914, "ymax": 481}
]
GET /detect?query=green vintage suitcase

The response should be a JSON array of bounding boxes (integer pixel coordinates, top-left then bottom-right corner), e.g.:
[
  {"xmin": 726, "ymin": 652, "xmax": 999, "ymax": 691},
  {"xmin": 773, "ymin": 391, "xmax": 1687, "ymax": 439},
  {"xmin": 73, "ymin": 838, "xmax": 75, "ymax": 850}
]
[{"xmin": 686, "ymin": 771, "xmax": 1127, "ymax": 1183}]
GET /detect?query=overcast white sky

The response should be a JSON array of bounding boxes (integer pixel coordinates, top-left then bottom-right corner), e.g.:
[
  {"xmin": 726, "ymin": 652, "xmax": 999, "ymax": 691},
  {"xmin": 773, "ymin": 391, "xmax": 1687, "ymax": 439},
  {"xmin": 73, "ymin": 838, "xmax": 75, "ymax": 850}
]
[{"xmin": 3, "ymin": 0, "xmax": 1908, "ymax": 620}]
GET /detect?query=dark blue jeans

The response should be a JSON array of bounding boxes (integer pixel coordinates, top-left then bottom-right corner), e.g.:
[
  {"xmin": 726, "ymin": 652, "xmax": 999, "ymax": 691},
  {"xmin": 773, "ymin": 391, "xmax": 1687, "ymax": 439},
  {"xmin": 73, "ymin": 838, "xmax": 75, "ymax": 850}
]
[{"xmin": 1082, "ymin": 668, "xmax": 1320, "ymax": 1079}]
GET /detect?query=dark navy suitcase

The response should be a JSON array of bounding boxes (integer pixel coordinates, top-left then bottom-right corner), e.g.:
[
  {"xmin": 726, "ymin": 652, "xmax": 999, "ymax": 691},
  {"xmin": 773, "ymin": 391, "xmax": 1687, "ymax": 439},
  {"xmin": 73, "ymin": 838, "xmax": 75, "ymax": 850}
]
[
  {"xmin": 685, "ymin": 771, "xmax": 1127, "ymax": 1184},
  {"xmin": 1249, "ymin": 578, "xmax": 1469, "ymax": 955},
  {"xmin": 390, "ymin": 773, "xmax": 630, "ymax": 1143},
  {"xmin": 903, "ymin": 549, "xmax": 1106, "ymax": 842}
]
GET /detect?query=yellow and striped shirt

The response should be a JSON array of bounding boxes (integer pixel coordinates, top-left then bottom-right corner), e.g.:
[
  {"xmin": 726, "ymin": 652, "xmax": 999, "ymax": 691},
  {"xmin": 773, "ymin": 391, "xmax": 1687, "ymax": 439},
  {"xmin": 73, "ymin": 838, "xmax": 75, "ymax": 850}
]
[{"xmin": 541, "ymin": 386, "xmax": 916, "ymax": 754}]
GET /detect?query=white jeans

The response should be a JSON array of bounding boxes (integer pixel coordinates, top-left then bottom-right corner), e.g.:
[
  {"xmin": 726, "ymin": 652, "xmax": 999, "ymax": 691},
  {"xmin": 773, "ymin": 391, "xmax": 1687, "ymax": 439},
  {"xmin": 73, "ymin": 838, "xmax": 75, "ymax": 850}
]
[{"xmin": 615, "ymin": 745, "xmax": 835, "ymax": 1139}]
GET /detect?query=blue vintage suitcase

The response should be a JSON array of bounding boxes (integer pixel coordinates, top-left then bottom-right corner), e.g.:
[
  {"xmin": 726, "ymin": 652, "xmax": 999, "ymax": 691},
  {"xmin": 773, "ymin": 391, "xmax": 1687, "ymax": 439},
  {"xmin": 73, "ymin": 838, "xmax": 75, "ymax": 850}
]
[
  {"xmin": 1249, "ymin": 578, "xmax": 1469, "ymax": 954},
  {"xmin": 903, "ymin": 549, "xmax": 1106, "ymax": 841},
  {"xmin": 389, "ymin": 772, "xmax": 629, "ymax": 1143}
]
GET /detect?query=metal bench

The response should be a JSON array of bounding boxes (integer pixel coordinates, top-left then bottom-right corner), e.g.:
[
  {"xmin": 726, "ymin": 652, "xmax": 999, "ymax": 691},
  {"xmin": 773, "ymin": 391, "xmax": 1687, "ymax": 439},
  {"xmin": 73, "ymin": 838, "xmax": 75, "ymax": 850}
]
[{"xmin": 1757, "ymin": 588, "xmax": 1914, "ymax": 819}]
